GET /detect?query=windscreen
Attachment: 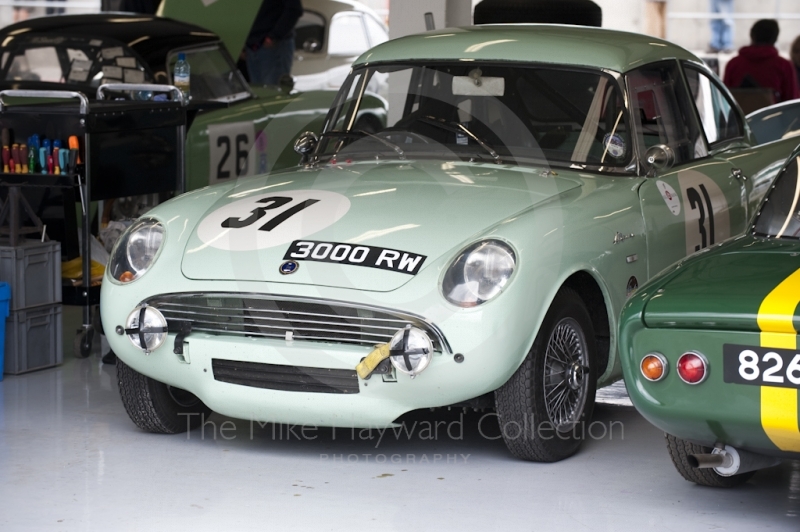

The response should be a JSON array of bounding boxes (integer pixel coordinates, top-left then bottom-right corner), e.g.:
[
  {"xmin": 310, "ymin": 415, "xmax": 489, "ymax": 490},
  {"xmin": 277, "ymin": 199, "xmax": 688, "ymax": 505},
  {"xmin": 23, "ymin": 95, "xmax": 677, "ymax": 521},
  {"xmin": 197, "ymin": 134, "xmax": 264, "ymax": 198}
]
[
  {"xmin": 168, "ymin": 46, "xmax": 250, "ymax": 102},
  {"xmin": 319, "ymin": 62, "xmax": 632, "ymax": 169},
  {"xmin": 1, "ymin": 35, "xmax": 151, "ymax": 87},
  {"xmin": 753, "ymin": 154, "xmax": 800, "ymax": 239}
]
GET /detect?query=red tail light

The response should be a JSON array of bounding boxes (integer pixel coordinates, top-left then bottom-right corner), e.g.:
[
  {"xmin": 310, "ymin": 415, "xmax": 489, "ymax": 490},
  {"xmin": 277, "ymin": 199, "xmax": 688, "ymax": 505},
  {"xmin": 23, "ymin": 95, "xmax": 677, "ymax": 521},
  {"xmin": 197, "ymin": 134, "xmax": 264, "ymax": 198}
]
[{"xmin": 677, "ymin": 352, "xmax": 708, "ymax": 384}]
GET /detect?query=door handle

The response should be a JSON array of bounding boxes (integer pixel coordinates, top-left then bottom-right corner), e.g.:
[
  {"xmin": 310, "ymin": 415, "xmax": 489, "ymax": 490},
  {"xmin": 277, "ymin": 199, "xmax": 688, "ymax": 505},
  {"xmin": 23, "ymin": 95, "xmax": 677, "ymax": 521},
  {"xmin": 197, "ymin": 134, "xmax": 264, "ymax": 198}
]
[{"xmin": 730, "ymin": 168, "xmax": 747, "ymax": 181}]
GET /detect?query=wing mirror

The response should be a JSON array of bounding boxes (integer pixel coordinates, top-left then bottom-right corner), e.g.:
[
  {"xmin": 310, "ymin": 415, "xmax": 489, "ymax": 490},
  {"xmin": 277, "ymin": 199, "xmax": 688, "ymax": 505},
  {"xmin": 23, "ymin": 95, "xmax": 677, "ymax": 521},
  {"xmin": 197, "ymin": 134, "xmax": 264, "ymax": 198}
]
[
  {"xmin": 294, "ymin": 131, "xmax": 319, "ymax": 164},
  {"xmin": 644, "ymin": 144, "xmax": 675, "ymax": 176}
]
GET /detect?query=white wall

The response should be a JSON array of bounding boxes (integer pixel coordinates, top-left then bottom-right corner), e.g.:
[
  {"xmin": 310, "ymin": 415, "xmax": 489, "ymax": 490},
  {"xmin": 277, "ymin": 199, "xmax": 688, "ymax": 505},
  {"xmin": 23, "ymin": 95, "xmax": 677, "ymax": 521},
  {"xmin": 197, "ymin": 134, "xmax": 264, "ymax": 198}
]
[
  {"xmin": 388, "ymin": 0, "xmax": 471, "ymax": 39},
  {"xmin": 594, "ymin": 0, "xmax": 800, "ymax": 53}
]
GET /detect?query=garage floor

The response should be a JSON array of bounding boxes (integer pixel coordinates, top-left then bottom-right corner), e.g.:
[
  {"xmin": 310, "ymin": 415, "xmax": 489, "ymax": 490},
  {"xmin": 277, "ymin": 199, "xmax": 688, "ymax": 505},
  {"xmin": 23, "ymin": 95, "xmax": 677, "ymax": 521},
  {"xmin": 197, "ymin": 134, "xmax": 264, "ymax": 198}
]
[{"xmin": 1, "ymin": 308, "xmax": 799, "ymax": 531}]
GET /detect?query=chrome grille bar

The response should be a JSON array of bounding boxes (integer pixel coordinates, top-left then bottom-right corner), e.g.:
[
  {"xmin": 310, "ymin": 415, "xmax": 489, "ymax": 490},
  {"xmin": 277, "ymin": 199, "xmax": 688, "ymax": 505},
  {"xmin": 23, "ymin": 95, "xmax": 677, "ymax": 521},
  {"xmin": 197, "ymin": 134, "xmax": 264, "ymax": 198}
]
[
  {"xmin": 145, "ymin": 293, "xmax": 451, "ymax": 353},
  {"xmin": 157, "ymin": 308, "xmax": 409, "ymax": 331}
]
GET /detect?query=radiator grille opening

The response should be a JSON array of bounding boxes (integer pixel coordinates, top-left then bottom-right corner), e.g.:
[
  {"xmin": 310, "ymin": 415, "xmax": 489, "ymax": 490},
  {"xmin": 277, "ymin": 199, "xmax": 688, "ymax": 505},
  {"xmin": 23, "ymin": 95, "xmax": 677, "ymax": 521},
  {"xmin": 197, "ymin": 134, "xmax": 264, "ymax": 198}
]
[{"xmin": 145, "ymin": 293, "xmax": 448, "ymax": 351}]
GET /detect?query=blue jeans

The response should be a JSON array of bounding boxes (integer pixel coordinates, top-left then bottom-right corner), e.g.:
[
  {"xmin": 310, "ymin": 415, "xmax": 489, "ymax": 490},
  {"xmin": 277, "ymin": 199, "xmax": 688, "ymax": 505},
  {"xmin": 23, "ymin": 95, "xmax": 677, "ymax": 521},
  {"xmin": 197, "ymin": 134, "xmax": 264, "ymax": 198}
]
[
  {"xmin": 245, "ymin": 37, "xmax": 295, "ymax": 86},
  {"xmin": 710, "ymin": 0, "xmax": 734, "ymax": 51}
]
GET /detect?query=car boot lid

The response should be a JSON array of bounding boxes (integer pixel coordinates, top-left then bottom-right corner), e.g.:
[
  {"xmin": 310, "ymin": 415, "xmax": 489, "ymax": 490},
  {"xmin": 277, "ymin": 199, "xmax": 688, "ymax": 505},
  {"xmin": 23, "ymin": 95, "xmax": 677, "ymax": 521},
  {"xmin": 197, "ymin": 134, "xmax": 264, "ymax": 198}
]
[{"xmin": 642, "ymin": 237, "xmax": 800, "ymax": 333}]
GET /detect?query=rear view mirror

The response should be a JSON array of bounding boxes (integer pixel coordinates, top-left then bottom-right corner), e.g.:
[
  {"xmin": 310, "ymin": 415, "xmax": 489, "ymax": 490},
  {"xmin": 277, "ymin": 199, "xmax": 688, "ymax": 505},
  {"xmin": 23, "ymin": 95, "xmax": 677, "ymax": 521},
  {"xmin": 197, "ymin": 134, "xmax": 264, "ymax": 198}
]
[{"xmin": 452, "ymin": 73, "xmax": 505, "ymax": 97}]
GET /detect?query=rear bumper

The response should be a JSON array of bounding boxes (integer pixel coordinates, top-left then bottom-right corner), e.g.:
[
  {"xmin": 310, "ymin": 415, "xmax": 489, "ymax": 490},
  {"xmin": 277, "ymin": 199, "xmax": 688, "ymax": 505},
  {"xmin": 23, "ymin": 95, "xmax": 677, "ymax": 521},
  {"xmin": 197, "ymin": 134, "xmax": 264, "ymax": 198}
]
[{"xmin": 620, "ymin": 324, "xmax": 800, "ymax": 459}]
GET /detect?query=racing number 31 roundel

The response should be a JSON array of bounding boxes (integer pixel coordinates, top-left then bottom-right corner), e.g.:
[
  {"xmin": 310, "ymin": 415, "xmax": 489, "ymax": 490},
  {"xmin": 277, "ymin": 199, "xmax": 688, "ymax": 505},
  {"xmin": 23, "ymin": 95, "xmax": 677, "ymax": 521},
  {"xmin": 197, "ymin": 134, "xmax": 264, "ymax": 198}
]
[{"xmin": 196, "ymin": 190, "xmax": 351, "ymax": 251}]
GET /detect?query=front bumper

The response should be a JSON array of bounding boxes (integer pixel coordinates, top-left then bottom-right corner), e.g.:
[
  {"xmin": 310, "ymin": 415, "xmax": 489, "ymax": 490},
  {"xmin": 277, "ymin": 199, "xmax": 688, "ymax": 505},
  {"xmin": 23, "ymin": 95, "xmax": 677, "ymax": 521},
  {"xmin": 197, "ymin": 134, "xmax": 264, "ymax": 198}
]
[{"xmin": 102, "ymin": 278, "xmax": 535, "ymax": 428}]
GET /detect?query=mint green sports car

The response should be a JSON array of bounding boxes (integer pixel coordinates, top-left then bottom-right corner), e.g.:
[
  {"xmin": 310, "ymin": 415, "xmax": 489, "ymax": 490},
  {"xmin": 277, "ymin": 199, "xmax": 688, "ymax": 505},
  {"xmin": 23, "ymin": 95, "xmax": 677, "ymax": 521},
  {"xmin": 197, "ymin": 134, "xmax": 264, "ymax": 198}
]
[{"xmin": 101, "ymin": 24, "xmax": 800, "ymax": 462}]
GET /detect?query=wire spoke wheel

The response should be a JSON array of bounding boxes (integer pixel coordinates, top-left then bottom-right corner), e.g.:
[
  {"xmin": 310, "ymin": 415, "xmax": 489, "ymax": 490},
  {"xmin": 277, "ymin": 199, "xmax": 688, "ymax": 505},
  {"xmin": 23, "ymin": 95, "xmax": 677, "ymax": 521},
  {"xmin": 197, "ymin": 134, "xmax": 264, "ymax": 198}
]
[
  {"xmin": 543, "ymin": 317, "xmax": 589, "ymax": 432},
  {"xmin": 494, "ymin": 287, "xmax": 597, "ymax": 462}
]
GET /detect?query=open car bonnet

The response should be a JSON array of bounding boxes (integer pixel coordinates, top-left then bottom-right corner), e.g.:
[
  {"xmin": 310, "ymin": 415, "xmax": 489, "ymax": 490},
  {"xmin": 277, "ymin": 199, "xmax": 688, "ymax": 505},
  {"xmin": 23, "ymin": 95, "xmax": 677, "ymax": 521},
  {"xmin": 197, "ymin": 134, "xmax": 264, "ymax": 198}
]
[
  {"xmin": 180, "ymin": 160, "xmax": 582, "ymax": 292},
  {"xmin": 159, "ymin": 0, "xmax": 263, "ymax": 57}
]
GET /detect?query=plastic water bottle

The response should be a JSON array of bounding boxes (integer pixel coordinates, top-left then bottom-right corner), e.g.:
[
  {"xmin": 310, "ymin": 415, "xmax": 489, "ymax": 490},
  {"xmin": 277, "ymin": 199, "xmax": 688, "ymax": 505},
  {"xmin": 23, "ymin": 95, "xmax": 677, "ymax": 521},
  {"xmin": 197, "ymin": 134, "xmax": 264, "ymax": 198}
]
[{"xmin": 173, "ymin": 52, "xmax": 190, "ymax": 101}]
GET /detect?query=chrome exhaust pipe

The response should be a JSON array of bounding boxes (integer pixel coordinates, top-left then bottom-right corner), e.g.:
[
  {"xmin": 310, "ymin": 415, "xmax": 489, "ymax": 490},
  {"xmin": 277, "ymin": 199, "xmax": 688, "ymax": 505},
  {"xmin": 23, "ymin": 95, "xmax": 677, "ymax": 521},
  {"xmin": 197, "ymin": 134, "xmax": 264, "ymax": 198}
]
[
  {"xmin": 688, "ymin": 452, "xmax": 731, "ymax": 469},
  {"xmin": 689, "ymin": 445, "xmax": 781, "ymax": 477}
]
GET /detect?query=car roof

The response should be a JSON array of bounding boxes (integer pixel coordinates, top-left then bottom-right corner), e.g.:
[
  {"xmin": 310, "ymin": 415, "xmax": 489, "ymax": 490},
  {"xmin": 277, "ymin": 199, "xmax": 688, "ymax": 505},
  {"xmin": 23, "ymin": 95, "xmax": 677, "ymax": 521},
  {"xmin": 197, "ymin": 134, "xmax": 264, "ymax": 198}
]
[
  {"xmin": 305, "ymin": 0, "xmax": 382, "ymax": 20},
  {"xmin": 0, "ymin": 13, "xmax": 218, "ymax": 68},
  {"xmin": 355, "ymin": 24, "xmax": 700, "ymax": 73}
]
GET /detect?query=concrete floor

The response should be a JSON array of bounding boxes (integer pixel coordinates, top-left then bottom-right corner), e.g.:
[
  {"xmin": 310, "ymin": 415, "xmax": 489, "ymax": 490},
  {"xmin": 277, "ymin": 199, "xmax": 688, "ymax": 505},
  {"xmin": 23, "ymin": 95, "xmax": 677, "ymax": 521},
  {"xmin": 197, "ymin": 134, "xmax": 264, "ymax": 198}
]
[{"xmin": 0, "ymin": 308, "xmax": 799, "ymax": 531}]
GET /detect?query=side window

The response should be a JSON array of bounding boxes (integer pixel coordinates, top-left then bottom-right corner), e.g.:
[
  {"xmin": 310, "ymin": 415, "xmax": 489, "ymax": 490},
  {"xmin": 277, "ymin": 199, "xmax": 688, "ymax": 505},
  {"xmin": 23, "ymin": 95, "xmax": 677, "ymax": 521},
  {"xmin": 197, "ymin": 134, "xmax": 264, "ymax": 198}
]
[
  {"xmin": 683, "ymin": 64, "xmax": 742, "ymax": 145},
  {"xmin": 295, "ymin": 11, "xmax": 325, "ymax": 53},
  {"xmin": 328, "ymin": 13, "xmax": 369, "ymax": 56},
  {"xmin": 627, "ymin": 61, "xmax": 707, "ymax": 165},
  {"xmin": 364, "ymin": 15, "xmax": 388, "ymax": 47}
]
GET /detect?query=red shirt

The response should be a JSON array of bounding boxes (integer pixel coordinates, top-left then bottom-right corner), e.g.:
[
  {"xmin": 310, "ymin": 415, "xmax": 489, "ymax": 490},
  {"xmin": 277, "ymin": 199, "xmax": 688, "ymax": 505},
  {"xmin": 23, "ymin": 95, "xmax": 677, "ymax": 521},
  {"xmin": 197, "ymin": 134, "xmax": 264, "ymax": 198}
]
[{"xmin": 724, "ymin": 45, "xmax": 800, "ymax": 103}]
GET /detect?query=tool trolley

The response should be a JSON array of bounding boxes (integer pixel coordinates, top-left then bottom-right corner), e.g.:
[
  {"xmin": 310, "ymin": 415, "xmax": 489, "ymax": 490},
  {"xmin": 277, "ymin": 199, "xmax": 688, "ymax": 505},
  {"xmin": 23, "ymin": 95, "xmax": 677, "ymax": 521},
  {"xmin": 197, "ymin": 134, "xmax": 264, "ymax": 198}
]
[{"xmin": 0, "ymin": 85, "xmax": 187, "ymax": 358}]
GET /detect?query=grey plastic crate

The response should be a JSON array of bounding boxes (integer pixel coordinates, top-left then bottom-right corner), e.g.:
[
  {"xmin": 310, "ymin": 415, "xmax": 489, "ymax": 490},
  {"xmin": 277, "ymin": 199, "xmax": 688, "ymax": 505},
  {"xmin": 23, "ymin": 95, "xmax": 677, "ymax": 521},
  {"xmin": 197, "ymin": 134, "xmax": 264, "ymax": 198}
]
[
  {"xmin": 0, "ymin": 240, "xmax": 61, "ymax": 311},
  {"xmin": 4, "ymin": 303, "xmax": 63, "ymax": 375}
]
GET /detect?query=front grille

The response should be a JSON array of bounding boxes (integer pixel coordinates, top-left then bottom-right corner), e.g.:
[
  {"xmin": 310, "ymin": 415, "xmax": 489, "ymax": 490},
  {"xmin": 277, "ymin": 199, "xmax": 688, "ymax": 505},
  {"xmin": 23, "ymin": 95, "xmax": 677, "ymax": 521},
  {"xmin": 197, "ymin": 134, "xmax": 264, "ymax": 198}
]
[
  {"xmin": 145, "ymin": 293, "xmax": 449, "ymax": 352},
  {"xmin": 212, "ymin": 359, "xmax": 359, "ymax": 394}
]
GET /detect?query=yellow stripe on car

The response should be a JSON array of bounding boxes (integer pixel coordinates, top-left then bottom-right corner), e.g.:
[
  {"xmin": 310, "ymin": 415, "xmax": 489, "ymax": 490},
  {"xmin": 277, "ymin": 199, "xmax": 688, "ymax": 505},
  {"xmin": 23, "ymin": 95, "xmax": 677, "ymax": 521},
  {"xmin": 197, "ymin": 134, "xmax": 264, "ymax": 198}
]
[{"xmin": 757, "ymin": 268, "xmax": 800, "ymax": 452}]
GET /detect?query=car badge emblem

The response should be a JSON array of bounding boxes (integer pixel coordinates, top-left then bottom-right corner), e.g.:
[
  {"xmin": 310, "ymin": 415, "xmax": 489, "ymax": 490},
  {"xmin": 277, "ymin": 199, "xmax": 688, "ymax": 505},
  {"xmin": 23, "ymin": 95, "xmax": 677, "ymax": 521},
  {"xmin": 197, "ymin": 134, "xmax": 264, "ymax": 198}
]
[{"xmin": 280, "ymin": 261, "xmax": 299, "ymax": 275}]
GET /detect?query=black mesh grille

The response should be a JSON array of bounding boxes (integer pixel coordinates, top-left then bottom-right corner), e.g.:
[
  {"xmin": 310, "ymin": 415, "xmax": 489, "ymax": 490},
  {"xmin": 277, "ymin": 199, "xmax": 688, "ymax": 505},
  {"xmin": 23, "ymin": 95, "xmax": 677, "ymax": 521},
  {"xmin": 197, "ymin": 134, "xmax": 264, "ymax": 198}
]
[
  {"xmin": 145, "ymin": 293, "xmax": 446, "ymax": 351},
  {"xmin": 212, "ymin": 359, "xmax": 359, "ymax": 394}
]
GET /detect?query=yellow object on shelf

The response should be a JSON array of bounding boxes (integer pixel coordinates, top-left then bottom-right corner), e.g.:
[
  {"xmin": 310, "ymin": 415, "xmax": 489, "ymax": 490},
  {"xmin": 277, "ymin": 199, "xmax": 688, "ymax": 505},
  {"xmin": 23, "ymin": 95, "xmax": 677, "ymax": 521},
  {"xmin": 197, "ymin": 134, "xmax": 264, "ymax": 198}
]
[{"xmin": 61, "ymin": 257, "xmax": 105, "ymax": 285}]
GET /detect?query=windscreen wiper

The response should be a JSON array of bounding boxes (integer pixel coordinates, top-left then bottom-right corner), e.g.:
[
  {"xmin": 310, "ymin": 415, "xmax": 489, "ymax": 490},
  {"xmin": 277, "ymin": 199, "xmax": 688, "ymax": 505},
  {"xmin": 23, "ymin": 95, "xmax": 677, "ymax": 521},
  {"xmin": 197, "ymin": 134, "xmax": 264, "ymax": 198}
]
[
  {"xmin": 418, "ymin": 115, "xmax": 502, "ymax": 164},
  {"xmin": 321, "ymin": 130, "xmax": 405, "ymax": 159}
]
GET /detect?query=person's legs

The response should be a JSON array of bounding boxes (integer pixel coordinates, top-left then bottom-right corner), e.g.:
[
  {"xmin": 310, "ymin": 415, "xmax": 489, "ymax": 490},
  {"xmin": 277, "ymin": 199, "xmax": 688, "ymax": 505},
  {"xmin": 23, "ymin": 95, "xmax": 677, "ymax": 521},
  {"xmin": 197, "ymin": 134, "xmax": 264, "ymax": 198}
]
[
  {"xmin": 271, "ymin": 38, "xmax": 295, "ymax": 84},
  {"xmin": 245, "ymin": 46, "xmax": 268, "ymax": 85},
  {"xmin": 719, "ymin": 0, "xmax": 734, "ymax": 51},
  {"xmin": 245, "ymin": 38, "xmax": 295, "ymax": 86},
  {"xmin": 710, "ymin": 0, "xmax": 723, "ymax": 51}
]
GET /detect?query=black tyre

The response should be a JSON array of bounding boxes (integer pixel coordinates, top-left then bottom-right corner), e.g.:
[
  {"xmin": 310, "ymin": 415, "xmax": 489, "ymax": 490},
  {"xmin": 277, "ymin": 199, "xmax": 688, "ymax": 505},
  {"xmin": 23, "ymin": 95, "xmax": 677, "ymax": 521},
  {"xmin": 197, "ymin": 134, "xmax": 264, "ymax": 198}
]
[
  {"xmin": 665, "ymin": 434, "xmax": 755, "ymax": 488},
  {"xmin": 495, "ymin": 288, "xmax": 597, "ymax": 462},
  {"xmin": 116, "ymin": 357, "xmax": 211, "ymax": 434},
  {"xmin": 474, "ymin": 0, "xmax": 602, "ymax": 27}
]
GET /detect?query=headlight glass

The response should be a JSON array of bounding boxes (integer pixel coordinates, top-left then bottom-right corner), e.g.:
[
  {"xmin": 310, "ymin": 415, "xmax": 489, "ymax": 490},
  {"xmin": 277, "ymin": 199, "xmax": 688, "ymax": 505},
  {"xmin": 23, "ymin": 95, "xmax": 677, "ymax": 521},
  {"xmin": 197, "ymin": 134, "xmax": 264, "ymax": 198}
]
[
  {"xmin": 442, "ymin": 240, "xmax": 516, "ymax": 307},
  {"xmin": 126, "ymin": 306, "xmax": 168, "ymax": 352},
  {"xmin": 108, "ymin": 218, "xmax": 165, "ymax": 284}
]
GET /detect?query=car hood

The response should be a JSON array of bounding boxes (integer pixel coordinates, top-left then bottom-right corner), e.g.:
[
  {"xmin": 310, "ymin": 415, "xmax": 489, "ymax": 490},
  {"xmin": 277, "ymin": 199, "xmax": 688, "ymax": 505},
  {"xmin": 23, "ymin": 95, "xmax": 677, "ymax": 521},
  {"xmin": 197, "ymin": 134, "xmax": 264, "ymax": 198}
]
[
  {"xmin": 160, "ymin": 0, "xmax": 262, "ymax": 57},
  {"xmin": 180, "ymin": 160, "xmax": 582, "ymax": 292},
  {"xmin": 642, "ymin": 237, "xmax": 800, "ymax": 333}
]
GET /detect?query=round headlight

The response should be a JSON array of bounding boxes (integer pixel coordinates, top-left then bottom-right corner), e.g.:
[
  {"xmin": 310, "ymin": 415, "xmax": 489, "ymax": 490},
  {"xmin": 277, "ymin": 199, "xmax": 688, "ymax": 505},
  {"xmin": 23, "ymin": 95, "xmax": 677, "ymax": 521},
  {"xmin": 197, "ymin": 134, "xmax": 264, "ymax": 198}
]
[
  {"xmin": 442, "ymin": 240, "xmax": 516, "ymax": 307},
  {"xmin": 126, "ymin": 306, "xmax": 168, "ymax": 353},
  {"xmin": 108, "ymin": 218, "xmax": 165, "ymax": 284}
]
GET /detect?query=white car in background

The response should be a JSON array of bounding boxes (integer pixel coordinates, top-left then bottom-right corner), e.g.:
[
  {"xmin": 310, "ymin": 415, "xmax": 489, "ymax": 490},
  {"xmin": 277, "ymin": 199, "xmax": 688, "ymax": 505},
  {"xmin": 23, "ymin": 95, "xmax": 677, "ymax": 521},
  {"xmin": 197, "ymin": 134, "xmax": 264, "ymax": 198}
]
[
  {"xmin": 161, "ymin": 0, "xmax": 388, "ymax": 96},
  {"xmin": 293, "ymin": 0, "xmax": 389, "ymax": 94}
]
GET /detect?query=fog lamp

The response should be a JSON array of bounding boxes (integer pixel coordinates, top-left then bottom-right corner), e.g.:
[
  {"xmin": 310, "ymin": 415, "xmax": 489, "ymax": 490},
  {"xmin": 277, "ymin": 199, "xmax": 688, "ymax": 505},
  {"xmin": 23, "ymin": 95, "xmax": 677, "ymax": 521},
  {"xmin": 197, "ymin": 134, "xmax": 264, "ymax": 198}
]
[
  {"xmin": 677, "ymin": 352, "xmax": 708, "ymax": 384},
  {"xmin": 641, "ymin": 353, "xmax": 667, "ymax": 382},
  {"xmin": 389, "ymin": 325, "xmax": 433, "ymax": 378},
  {"xmin": 126, "ymin": 305, "xmax": 168, "ymax": 353}
]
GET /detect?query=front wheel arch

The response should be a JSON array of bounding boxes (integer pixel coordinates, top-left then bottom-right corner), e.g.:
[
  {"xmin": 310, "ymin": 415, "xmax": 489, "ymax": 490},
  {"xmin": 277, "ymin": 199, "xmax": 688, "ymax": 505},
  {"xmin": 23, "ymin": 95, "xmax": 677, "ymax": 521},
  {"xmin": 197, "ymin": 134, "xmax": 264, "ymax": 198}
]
[
  {"xmin": 562, "ymin": 271, "xmax": 612, "ymax": 379},
  {"xmin": 495, "ymin": 286, "xmax": 598, "ymax": 461}
]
